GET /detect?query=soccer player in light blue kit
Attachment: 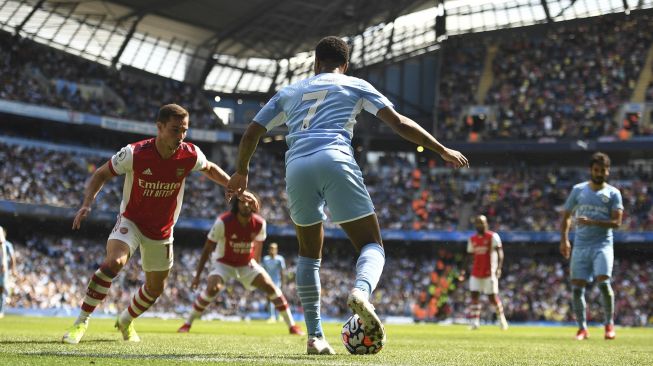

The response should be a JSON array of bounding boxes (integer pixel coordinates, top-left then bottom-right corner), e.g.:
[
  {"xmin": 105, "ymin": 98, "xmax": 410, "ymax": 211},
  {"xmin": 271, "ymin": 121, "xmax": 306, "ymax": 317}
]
[
  {"xmin": 0, "ymin": 225, "xmax": 17, "ymax": 318},
  {"xmin": 560, "ymin": 152, "xmax": 623, "ymax": 341},
  {"xmin": 227, "ymin": 36, "xmax": 468, "ymax": 354},
  {"xmin": 261, "ymin": 243, "xmax": 286, "ymax": 322}
]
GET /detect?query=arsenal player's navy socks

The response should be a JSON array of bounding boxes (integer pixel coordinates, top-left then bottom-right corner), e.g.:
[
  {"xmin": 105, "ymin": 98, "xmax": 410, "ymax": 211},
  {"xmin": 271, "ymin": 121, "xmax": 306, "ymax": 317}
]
[
  {"xmin": 353, "ymin": 243, "xmax": 385, "ymax": 301},
  {"xmin": 296, "ymin": 256, "xmax": 323, "ymax": 337}
]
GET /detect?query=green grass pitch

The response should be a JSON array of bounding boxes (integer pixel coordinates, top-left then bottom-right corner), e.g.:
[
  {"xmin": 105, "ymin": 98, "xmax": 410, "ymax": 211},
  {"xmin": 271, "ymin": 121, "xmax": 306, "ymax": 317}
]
[{"xmin": 1, "ymin": 316, "xmax": 651, "ymax": 365}]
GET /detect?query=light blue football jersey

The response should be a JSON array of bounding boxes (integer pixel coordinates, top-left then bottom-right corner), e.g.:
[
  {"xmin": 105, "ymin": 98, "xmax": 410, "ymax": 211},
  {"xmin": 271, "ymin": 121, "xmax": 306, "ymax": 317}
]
[
  {"xmin": 253, "ymin": 73, "xmax": 393, "ymax": 164},
  {"xmin": 564, "ymin": 182, "xmax": 623, "ymax": 248},
  {"xmin": 261, "ymin": 254, "xmax": 285, "ymax": 284}
]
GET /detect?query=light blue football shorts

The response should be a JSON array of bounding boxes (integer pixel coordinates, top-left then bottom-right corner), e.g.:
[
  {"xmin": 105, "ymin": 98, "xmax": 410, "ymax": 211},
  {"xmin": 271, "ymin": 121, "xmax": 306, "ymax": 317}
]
[
  {"xmin": 285, "ymin": 149, "xmax": 375, "ymax": 226},
  {"xmin": 570, "ymin": 246, "xmax": 614, "ymax": 282}
]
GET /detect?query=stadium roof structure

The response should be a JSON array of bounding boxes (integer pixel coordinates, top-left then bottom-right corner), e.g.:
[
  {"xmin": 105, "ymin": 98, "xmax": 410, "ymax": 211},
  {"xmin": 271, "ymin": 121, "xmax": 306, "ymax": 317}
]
[{"xmin": 1, "ymin": 0, "xmax": 650, "ymax": 93}]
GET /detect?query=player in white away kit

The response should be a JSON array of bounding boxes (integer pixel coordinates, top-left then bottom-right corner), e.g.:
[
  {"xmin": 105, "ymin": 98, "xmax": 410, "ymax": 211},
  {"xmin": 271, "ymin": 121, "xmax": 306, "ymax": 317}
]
[
  {"xmin": 460, "ymin": 215, "xmax": 508, "ymax": 330},
  {"xmin": 227, "ymin": 36, "xmax": 468, "ymax": 354},
  {"xmin": 63, "ymin": 104, "xmax": 255, "ymax": 344},
  {"xmin": 177, "ymin": 197, "xmax": 303, "ymax": 335}
]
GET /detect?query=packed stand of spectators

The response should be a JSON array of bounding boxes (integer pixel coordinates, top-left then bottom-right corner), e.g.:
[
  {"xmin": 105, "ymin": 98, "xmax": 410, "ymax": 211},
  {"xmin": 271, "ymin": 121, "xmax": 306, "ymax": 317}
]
[
  {"xmin": 483, "ymin": 13, "xmax": 653, "ymax": 141},
  {"xmin": 435, "ymin": 37, "xmax": 485, "ymax": 142},
  {"xmin": 3, "ymin": 235, "xmax": 652, "ymax": 327},
  {"xmin": 433, "ymin": 13, "xmax": 653, "ymax": 141},
  {"xmin": 2, "ymin": 142, "xmax": 653, "ymax": 231},
  {"xmin": 0, "ymin": 31, "xmax": 220, "ymax": 129}
]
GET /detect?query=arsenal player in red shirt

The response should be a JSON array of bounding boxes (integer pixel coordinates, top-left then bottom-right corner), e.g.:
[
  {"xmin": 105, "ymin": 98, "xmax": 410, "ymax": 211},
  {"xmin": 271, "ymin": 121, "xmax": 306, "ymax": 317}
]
[
  {"xmin": 63, "ymin": 104, "xmax": 255, "ymax": 344},
  {"xmin": 459, "ymin": 215, "xmax": 508, "ymax": 330},
  {"xmin": 177, "ymin": 195, "xmax": 304, "ymax": 336}
]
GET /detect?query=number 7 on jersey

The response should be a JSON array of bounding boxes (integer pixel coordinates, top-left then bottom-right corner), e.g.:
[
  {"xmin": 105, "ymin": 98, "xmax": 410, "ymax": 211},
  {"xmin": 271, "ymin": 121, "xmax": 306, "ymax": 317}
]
[{"xmin": 301, "ymin": 90, "xmax": 328, "ymax": 130}]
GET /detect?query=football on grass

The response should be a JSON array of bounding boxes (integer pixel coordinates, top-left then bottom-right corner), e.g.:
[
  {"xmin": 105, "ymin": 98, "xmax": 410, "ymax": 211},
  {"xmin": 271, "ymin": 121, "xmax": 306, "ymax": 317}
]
[{"xmin": 341, "ymin": 314, "xmax": 383, "ymax": 354}]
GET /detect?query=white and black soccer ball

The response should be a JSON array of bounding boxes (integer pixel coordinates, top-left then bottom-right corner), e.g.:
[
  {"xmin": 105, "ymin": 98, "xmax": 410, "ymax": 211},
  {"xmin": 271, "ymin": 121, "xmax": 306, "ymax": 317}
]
[{"xmin": 341, "ymin": 314, "xmax": 383, "ymax": 354}]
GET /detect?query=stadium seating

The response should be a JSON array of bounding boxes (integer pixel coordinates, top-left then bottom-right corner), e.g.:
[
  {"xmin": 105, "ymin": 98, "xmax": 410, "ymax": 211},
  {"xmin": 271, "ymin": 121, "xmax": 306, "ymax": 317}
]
[{"xmin": 5, "ymin": 236, "xmax": 651, "ymax": 326}]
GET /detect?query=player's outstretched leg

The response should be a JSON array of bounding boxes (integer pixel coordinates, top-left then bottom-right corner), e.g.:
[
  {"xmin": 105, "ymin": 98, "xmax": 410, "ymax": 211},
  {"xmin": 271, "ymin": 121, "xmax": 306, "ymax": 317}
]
[
  {"xmin": 62, "ymin": 265, "xmax": 117, "ymax": 344},
  {"xmin": 347, "ymin": 243, "xmax": 386, "ymax": 345},
  {"xmin": 178, "ymin": 290, "xmax": 218, "ymax": 333},
  {"xmin": 116, "ymin": 284, "xmax": 158, "ymax": 342},
  {"xmin": 572, "ymin": 285, "xmax": 589, "ymax": 340}
]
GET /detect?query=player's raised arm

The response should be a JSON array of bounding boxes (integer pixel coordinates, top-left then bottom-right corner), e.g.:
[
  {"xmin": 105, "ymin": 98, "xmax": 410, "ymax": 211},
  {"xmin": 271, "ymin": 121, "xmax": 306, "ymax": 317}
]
[
  {"xmin": 191, "ymin": 239, "xmax": 217, "ymax": 291},
  {"xmin": 375, "ymin": 106, "xmax": 469, "ymax": 168},
  {"xmin": 226, "ymin": 122, "xmax": 267, "ymax": 201},
  {"xmin": 72, "ymin": 162, "xmax": 115, "ymax": 230}
]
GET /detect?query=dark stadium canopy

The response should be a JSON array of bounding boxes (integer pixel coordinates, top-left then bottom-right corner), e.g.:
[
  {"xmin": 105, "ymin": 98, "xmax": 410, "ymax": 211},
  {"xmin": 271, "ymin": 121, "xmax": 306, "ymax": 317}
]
[
  {"xmin": 1, "ymin": 0, "xmax": 647, "ymax": 92},
  {"xmin": 105, "ymin": 0, "xmax": 433, "ymax": 60}
]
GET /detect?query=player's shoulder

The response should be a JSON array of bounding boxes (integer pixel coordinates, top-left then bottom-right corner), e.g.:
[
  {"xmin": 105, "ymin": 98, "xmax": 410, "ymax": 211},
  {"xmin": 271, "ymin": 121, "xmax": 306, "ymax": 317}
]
[
  {"xmin": 131, "ymin": 138, "xmax": 155, "ymax": 153},
  {"xmin": 218, "ymin": 211, "xmax": 234, "ymax": 223},
  {"xmin": 572, "ymin": 181, "xmax": 589, "ymax": 191},
  {"xmin": 177, "ymin": 141, "xmax": 200, "ymax": 157},
  {"xmin": 252, "ymin": 213, "xmax": 266, "ymax": 225},
  {"xmin": 604, "ymin": 183, "xmax": 621, "ymax": 194}
]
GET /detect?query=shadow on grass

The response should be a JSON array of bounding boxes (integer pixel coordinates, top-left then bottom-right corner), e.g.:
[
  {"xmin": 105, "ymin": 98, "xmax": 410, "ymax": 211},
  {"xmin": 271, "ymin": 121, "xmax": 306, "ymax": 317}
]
[
  {"xmin": 19, "ymin": 351, "xmax": 341, "ymax": 362},
  {"xmin": 1, "ymin": 339, "xmax": 116, "ymax": 345}
]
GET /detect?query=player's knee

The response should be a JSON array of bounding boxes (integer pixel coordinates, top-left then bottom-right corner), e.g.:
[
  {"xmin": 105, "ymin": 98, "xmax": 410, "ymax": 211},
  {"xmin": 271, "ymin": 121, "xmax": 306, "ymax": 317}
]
[
  {"xmin": 208, "ymin": 283, "xmax": 222, "ymax": 295},
  {"xmin": 596, "ymin": 275, "xmax": 610, "ymax": 283},
  {"xmin": 103, "ymin": 258, "xmax": 126, "ymax": 273},
  {"xmin": 145, "ymin": 282, "xmax": 166, "ymax": 298}
]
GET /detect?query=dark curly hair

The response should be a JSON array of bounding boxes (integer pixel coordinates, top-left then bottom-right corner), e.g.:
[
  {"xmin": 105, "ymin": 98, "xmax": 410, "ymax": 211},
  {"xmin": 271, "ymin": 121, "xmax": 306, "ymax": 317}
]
[
  {"xmin": 315, "ymin": 36, "xmax": 349, "ymax": 67},
  {"xmin": 590, "ymin": 152, "xmax": 611, "ymax": 168}
]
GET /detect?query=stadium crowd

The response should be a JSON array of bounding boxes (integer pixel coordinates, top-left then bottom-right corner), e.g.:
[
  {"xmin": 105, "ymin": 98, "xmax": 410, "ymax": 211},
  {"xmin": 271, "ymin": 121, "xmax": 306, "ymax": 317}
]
[
  {"xmin": 3, "ymin": 235, "xmax": 651, "ymax": 327},
  {"xmin": 2, "ymin": 142, "xmax": 652, "ymax": 232},
  {"xmin": 436, "ymin": 13, "xmax": 653, "ymax": 141},
  {"xmin": 0, "ymin": 31, "xmax": 220, "ymax": 130},
  {"xmin": 3, "ymin": 13, "xmax": 653, "ymax": 142}
]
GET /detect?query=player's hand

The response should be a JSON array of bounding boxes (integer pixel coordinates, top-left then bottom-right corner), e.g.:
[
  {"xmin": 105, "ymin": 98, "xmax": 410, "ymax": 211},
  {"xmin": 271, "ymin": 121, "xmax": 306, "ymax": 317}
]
[
  {"xmin": 440, "ymin": 147, "xmax": 469, "ymax": 169},
  {"xmin": 190, "ymin": 276, "xmax": 200, "ymax": 291},
  {"xmin": 226, "ymin": 172, "xmax": 248, "ymax": 203},
  {"xmin": 576, "ymin": 216, "xmax": 593, "ymax": 226},
  {"xmin": 239, "ymin": 190, "xmax": 260, "ymax": 212},
  {"xmin": 72, "ymin": 206, "xmax": 91, "ymax": 230},
  {"xmin": 560, "ymin": 239, "xmax": 571, "ymax": 259},
  {"xmin": 495, "ymin": 268, "xmax": 502, "ymax": 279}
]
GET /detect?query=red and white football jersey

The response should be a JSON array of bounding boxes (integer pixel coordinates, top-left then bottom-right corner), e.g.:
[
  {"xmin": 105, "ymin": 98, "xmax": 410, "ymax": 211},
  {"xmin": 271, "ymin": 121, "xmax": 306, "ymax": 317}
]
[
  {"xmin": 467, "ymin": 230, "xmax": 502, "ymax": 278},
  {"xmin": 108, "ymin": 138, "xmax": 207, "ymax": 240},
  {"xmin": 207, "ymin": 212, "xmax": 266, "ymax": 267}
]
